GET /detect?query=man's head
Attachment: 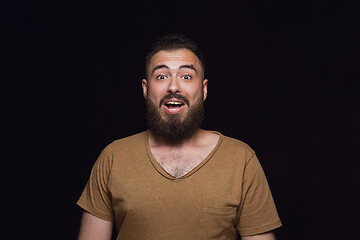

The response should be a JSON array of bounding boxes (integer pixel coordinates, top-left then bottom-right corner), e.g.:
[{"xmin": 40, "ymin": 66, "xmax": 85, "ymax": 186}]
[{"xmin": 142, "ymin": 35, "xmax": 208, "ymax": 143}]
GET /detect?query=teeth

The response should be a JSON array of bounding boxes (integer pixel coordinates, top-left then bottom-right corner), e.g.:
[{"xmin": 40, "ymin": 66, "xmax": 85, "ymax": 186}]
[{"xmin": 167, "ymin": 101, "xmax": 182, "ymax": 105}]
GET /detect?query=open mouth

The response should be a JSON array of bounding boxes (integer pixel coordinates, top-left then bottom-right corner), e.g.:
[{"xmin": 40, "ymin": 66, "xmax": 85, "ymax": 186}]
[
  {"xmin": 165, "ymin": 101, "xmax": 184, "ymax": 109},
  {"xmin": 163, "ymin": 100, "xmax": 185, "ymax": 114}
]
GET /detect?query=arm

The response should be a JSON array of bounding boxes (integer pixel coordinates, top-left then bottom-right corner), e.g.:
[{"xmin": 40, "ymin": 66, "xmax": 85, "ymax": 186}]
[
  {"xmin": 242, "ymin": 231, "xmax": 276, "ymax": 240},
  {"xmin": 78, "ymin": 211, "xmax": 114, "ymax": 240}
]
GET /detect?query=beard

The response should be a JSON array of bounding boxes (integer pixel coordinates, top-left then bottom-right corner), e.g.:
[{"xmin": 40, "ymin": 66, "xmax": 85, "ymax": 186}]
[{"xmin": 146, "ymin": 93, "xmax": 204, "ymax": 144}]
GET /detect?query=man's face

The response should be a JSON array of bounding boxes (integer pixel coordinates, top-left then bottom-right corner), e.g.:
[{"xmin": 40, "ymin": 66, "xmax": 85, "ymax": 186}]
[{"xmin": 142, "ymin": 49, "xmax": 208, "ymax": 142}]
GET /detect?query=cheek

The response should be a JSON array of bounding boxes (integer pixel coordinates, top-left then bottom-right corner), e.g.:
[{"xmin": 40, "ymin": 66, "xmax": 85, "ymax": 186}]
[
  {"xmin": 149, "ymin": 81, "xmax": 168, "ymax": 92},
  {"xmin": 147, "ymin": 89, "xmax": 165, "ymax": 105},
  {"xmin": 189, "ymin": 86, "xmax": 204, "ymax": 100}
]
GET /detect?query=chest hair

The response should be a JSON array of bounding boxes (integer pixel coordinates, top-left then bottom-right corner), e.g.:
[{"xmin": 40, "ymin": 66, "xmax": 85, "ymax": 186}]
[{"xmin": 152, "ymin": 151, "xmax": 205, "ymax": 178}]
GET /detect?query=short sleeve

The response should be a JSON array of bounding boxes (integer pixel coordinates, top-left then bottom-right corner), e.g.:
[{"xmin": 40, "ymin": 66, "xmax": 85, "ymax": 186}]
[
  {"xmin": 77, "ymin": 145, "xmax": 114, "ymax": 222},
  {"xmin": 236, "ymin": 154, "xmax": 282, "ymax": 236}
]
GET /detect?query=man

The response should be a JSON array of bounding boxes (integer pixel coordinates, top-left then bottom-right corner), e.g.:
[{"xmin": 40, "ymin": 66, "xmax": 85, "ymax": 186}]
[{"xmin": 77, "ymin": 34, "xmax": 282, "ymax": 240}]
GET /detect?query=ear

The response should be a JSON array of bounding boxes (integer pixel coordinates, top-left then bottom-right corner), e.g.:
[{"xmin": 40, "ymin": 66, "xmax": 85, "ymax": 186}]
[
  {"xmin": 142, "ymin": 79, "xmax": 148, "ymax": 99},
  {"xmin": 202, "ymin": 79, "xmax": 208, "ymax": 101}
]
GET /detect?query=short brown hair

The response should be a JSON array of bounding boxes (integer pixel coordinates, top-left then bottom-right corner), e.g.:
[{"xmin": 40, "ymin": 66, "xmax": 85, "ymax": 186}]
[{"xmin": 145, "ymin": 34, "xmax": 205, "ymax": 79}]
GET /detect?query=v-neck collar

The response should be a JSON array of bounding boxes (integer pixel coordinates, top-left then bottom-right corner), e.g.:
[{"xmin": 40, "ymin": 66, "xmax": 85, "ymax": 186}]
[{"xmin": 144, "ymin": 130, "xmax": 223, "ymax": 181}]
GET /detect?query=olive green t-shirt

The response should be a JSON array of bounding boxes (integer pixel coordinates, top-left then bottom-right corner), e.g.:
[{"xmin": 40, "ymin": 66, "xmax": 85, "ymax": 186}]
[{"xmin": 77, "ymin": 131, "xmax": 281, "ymax": 239}]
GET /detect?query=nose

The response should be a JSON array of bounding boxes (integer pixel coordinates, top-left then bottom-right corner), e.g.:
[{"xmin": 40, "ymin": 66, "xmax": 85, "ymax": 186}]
[{"xmin": 167, "ymin": 77, "xmax": 181, "ymax": 94}]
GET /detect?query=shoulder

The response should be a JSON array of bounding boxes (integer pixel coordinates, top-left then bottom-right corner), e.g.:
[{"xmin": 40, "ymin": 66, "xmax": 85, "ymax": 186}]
[
  {"xmin": 213, "ymin": 131, "xmax": 256, "ymax": 164},
  {"xmin": 106, "ymin": 131, "xmax": 148, "ymax": 151},
  {"xmin": 111, "ymin": 131, "xmax": 147, "ymax": 144},
  {"xmin": 211, "ymin": 131, "xmax": 254, "ymax": 154},
  {"xmin": 221, "ymin": 134, "xmax": 254, "ymax": 153},
  {"xmin": 88, "ymin": 131, "xmax": 148, "ymax": 175},
  {"xmin": 99, "ymin": 131, "xmax": 149, "ymax": 163}
]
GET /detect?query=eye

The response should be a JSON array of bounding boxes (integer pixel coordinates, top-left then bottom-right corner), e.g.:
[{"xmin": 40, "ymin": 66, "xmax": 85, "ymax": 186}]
[
  {"xmin": 181, "ymin": 74, "xmax": 192, "ymax": 80},
  {"xmin": 156, "ymin": 75, "xmax": 167, "ymax": 80}
]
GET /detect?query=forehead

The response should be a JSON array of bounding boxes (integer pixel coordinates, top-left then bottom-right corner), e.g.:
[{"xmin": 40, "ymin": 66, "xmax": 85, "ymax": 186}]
[{"xmin": 149, "ymin": 49, "xmax": 201, "ymax": 72}]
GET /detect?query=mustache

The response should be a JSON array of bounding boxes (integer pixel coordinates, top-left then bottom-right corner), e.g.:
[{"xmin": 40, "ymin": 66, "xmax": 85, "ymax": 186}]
[{"xmin": 159, "ymin": 93, "xmax": 190, "ymax": 107}]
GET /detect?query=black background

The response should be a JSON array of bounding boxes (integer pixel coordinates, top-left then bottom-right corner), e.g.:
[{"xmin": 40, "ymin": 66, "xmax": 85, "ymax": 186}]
[{"xmin": 2, "ymin": 0, "xmax": 359, "ymax": 239}]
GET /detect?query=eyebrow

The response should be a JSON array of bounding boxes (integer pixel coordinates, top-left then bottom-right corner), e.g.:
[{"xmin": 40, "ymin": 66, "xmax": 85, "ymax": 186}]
[
  {"xmin": 179, "ymin": 64, "xmax": 198, "ymax": 73},
  {"xmin": 151, "ymin": 64, "xmax": 169, "ymax": 75},
  {"xmin": 151, "ymin": 64, "xmax": 198, "ymax": 76}
]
